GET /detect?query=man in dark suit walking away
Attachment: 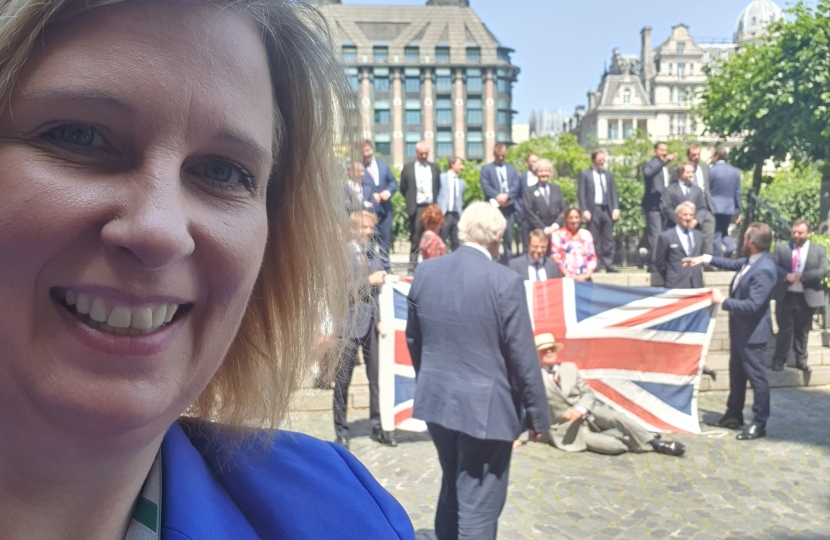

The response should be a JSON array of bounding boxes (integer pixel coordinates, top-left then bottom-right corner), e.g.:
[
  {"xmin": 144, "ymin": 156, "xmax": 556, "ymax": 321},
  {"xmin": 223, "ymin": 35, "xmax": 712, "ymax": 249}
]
[
  {"xmin": 578, "ymin": 149, "xmax": 620, "ymax": 273},
  {"xmin": 400, "ymin": 141, "xmax": 441, "ymax": 274},
  {"xmin": 771, "ymin": 219, "xmax": 829, "ymax": 372},
  {"xmin": 480, "ymin": 143, "xmax": 521, "ymax": 264},
  {"xmin": 361, "ymin": 140, "xmax": 398, "ymax": 271},
  {"xmin": 406, "ymin": 202, "xmax": 550, "ymax": 540},
  {"xmin": 708, "ymin": 147, "xmax": 743, "ymax": 258},
  {"xmin": 521, "ymin": 159, "xmax": 565, "ymax": 240},
  {"xmin": 508, "ymin": 229, "xmax": 563, "ymax": 282},
  {"xmin": 517, "ymin": 153, "xmax": 539, "ymax": 253},
  {"xmin": 685, "ymin": 223, "xmax": 776, "ymax": 441},
  {"xmin": 437, "ymin": 156, "xmax": 466, "ymax": 252},
  {"xmin": 642, "ymin": 142, "xmax": 677, "ymax": 270},
  {"xmin": 686, "ymin": 144, "xmax": 716, "ymax": 255},
  {"xmin": 334, "ymin": 211, "xmax": 395, "ymax": 449},
  {"xmin": 655, "ymin": 201, "xmax": 704, "ymax": 289}
]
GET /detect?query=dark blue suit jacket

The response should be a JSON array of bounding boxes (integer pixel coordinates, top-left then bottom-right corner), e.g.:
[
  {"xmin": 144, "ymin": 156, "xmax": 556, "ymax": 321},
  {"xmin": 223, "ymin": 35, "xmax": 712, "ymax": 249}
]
[
  {"xmin": 406, "ymin": 245, "xmax": 551, "ymax": 441},
  {"xmin": 162, "ymin": 420, "xmax": 414, "ymax": 540},
  {"xmin": 347, "ymin": 244, "xmax": 386, "ymax": 339},
  {"xmin": 480, "ymin": 162, "xmax": 521, "ymax": 209},
  {"xmin": 363, "ymin": 159, "xmax": 398, "ymax": 219},
  {"xmin": 711, "ymin": 253, "xmax": 776, "ymax": 346},
  {"xmin": 709, "ymin": 161, "xmax": 742, "ymax": 216}
]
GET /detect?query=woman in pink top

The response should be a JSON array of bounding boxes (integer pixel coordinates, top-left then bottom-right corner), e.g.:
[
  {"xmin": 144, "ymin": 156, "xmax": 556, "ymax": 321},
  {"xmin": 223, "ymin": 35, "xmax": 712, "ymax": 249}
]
[{"xmin": 551, "ymin": 205, "xmax": 597, "ymax": 281}]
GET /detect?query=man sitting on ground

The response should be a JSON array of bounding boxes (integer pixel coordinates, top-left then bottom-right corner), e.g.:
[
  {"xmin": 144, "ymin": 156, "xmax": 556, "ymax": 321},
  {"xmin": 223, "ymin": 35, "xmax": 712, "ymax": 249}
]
[{"xmin": 528, "ymin": 333, "xmax": 686, "ymax": 457}]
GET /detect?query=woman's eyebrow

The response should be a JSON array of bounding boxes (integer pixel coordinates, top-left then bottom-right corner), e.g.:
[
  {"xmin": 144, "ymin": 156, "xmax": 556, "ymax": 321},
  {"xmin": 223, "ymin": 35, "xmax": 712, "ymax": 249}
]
[
  {"xmin": 214, "ymin": 130, "xmax": 273, "ymax": 164},
  {"xmin": 18, "ymin": 87, "xmax": 135, "ymax": 114}
]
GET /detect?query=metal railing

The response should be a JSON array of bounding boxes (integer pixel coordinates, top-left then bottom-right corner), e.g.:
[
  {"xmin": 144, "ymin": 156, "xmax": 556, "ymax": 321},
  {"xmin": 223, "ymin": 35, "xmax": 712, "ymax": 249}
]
[{"xmin": 747, "ymin": 190, "xmax": 792, "ymax": 240}]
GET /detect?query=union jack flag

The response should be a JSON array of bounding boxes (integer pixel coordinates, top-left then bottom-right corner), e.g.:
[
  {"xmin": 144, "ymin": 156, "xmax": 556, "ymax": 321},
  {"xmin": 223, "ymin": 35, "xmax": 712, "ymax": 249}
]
[{"xmin": 378, "ymin": 277, "xmax": 717, "ymax": 435}]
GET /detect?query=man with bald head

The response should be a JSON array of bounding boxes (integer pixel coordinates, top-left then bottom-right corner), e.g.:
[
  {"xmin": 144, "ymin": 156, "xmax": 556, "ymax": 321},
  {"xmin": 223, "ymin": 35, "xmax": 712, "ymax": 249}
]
[{"xmin": 400, "ymin": 140, "xmax": 441, "ymax": 273}]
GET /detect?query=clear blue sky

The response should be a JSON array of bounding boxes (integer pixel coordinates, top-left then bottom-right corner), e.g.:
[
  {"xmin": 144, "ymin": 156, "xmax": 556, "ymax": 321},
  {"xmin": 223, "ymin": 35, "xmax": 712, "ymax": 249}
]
[{"xmin": 341, "ymin": 0, "xmax": 797, "ymax": 122}]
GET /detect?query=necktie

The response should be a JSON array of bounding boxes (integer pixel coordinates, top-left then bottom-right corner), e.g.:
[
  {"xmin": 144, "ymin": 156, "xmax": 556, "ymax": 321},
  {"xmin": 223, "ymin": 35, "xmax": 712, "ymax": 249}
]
[
  {"xmin": 684, "ymin": 228, "xmax": 693, "ymax": 254},
  {"xmin": 535, "ymin": 261, "xmax": 543, "ymax": 282},
  {"xmin": 732, "ymin": 265, "xmax": 748, "ymax": 292},
  {"xmin": 792, "ymin": 246, "xmax": 801, "ymax": 273},
  {"xmin": 541, "ymin": 185, "xmax": 549, "ymax": 205},
  {"xmin": 682, "ymin": 182, "xmax": 690, "ymax": 198},
  {"xmin": 498, "ymin": 166, "xmax": 507, "ymax": 193},
  {"xmin": 369, "ymin": 163, "xmax": 378, "ymax": 185}
]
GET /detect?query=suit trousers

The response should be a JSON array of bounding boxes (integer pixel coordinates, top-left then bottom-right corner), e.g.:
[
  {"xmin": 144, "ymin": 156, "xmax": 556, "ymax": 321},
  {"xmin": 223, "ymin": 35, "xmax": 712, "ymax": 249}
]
[
  {"xmin": 773, "ymin": 292, "xmax": 814, "ymax": 367},
  {"xmin": 726, "ymin": 342, "xmax": 770, "ymax": 429},
  {"xmin": 585, "ymin": 406, "xmax": 654, "ymax": 455},
  {"xmin": 520, "ymin": 217, "xmax": 530, "ymax": 254},
  {"xmin": 408, "ymin": 205, "xmax": 428, "ymax": 274},
  {"xmin": 697, "ymin": 210, "xmax": 715, "ymax": 256},
  {"xmin": 499, "ymin": 206, "xmax": 516, "ymax": 265},
  {"xmin": 375, "ymin": 211, "xmax": 393, "ymax": 271},
  {"xmin": 333, "ymin": 329, "xmax": 380, "ymax": 438},
  {"xmin": 645, "ymin": 210, "xmax": 663, "ymax": 269},
  {"xmin": 427, "ymin": 423, "xmax": 513, "ymax": 540},
  {"xmin": 714, "ymin": 214, "xmax": 736, "ymax": 258},
  {"xmin": 440, "ymin": 211, "xmax": 461, "ymax": 252},
  {"xmin": 589, "ymin": 205, "xmax": 615, "ymax": 270}
]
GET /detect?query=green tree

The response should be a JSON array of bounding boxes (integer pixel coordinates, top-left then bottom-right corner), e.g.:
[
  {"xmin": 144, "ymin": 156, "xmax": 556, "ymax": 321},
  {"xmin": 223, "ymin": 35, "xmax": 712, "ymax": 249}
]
[{"xmin": 505, "ymin": 133, "xmax": 591, "ymax": 180}]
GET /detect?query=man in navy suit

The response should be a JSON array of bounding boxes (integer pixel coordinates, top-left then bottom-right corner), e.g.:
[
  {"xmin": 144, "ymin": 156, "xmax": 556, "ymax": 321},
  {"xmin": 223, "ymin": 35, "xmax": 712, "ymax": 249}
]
[
  {"xmin": 480, "ymin": 143, "xmax": 521, "ymax": 264},
  {"xmin": 708, "ymin": 147, "xmax": 743, "ymax": 258},
  {"xmin": 661, "ymin": 162, "xmax": 709, "ymax": 231},
  {"xmin": 655, "ymin": 201, "xmax": 704, "ymax": 289},
  {"xmin": 406, "ymin": 202, "xmax": 550, "ymax": 540},
  {"xmin": 641, "ymin": 142, "xmax": 677, "ymax": 270},
  {"xmin": 400, "ymin": 141, "xmax": 442, "ymax": 274},
  {"xmin": 508, "ymin": 229, "xmax": 563, "ymax": 281},
  {"xmin": 517, "ymin": 153, "xmax": 539, "ymax": 253},
  {"xmin": 521, "ymin": 159, "xmax": 566, "ymax": 239},
  {"xmin": 685, "ymin": 222, "xmax": 776, "ymax": 441},
  {"xmin": 437, "ymin": 156, "xmax": 466, "ymax": 252},
  {"xmin": 362, "ymin": 140, "xmax": 398, "ymax": 271},
  {"xmin": 578, "ymin": 149, "xmax": 621, "ymax": 272}
]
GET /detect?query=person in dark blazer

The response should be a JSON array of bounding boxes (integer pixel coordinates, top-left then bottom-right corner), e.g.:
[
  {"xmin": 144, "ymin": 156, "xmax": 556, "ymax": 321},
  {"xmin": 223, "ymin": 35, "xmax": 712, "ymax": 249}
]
[
  {"xmin": 400, "ymin": 141, "xmax": 441, "ymax": 274},
  {"xmin": 708, "ymin": 147, "xmax": 743, "ymax": 258},
  {"xmin": 521, "ymin": 159, "xmax": 565, "ymax": 238},
  {"xmin": 577, "ymin": 149, "xmax": 620, "ymax": 272},
  {"xmin": 655, "ymin": 201, "xmax": 704, "ymax": 289},
  {"xmin": 686, "ymin": 144, "xmax": 715, "ymax": 255},
  {"xmin": 685, "ymin": 223, "xmax": 777, "ymax": 441},
  {"xmin": 517, "ymin": 153, "xmax": 539, "ymax": 253},
  {"xmin": 406, "ymin": 202, "xmax": 550, "ymax": 540},
  {"xmin": 361, "ymin": 141, "xmax": 398, "ymax": 270},
  {"xmin": 641, "ymin": 142, "xmax": 677, "ymax": 270},
  {"xmin": 508, "ymin": 229, "xmax": 564, "ymax": 281},
  {"xmin": 479, "ymin": 142, "xmax": 522, "ymax": 264},
  {"xmin": 661, "ymin": 162, "xmax": 709, "ymax": 230},
  {"xmin": 333, "ymin": 210, "xmax": 395, "ymax": 449},
  {"xmin": 436, "ymin": 156, "xmax": 466, "ymax": 252},
  {"xmin": 771, "ymin": 219, "xmax": 829, "ymax": 372}
]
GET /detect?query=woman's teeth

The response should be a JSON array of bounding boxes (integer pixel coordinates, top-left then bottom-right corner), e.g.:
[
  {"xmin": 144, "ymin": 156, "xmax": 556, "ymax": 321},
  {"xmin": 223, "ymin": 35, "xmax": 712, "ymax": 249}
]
[{"xmin": 63, "ymin": 290, "xmax": 180, "ymax": 336}]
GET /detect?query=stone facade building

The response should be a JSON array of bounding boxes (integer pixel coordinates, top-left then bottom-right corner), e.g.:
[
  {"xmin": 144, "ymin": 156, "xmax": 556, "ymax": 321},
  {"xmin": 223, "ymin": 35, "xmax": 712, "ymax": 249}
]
[{"xmin": 315, "ymin": 0, "xmax": 518, "ymax": 168}]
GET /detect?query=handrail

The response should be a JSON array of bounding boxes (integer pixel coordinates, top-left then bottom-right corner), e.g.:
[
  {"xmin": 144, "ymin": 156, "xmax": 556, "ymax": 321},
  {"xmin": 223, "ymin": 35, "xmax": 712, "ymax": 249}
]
[{"xmin": 747, "ymin": 190, "xmax": 792, "ymax": 238}]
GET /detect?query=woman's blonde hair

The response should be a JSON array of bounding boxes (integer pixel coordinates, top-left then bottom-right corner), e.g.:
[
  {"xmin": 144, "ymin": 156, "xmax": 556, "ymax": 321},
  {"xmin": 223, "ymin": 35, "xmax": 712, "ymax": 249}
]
[{"xmin": 0, "ymin": 0, "xmax": 356, "ymax": 434}]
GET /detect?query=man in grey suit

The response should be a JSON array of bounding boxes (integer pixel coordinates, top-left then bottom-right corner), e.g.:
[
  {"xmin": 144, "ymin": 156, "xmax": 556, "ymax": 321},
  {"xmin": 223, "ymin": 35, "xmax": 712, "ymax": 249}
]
[
  {"xmin": 641, "ymin": 142, "xmax": 677, "ymax": 270},
  {"xmin": 530, "ymin": 333, "xmax": 685, "ymax": 456},
  {"xmin": 661, "ymin": 162, "xmax": 709, "ymax": 231},
  {"xmin": 771, "ymin": 219, "xmax": 829, "ymax": 372},
  {"xmin": 517, "ymin": 153, "xmax": 539, "ymax": 253},
  {"xmin": 686, "ymin": 145, "xmax": 715, "ymax": 254},
  {"xmin": 437, "ymin": 156, "xmax": 465, "ymax": 252},
  {"xmin": 479, "ymin": 143, "xmax": 521, "ymax": 264},
  {"xmin": 708, "ymin": 147, "xmax": 743, "ymax": 258},
  {"xmin": 655, "ymin": 201, "xmax": 704, "ymax": 289},
  {"xmin": 508, "ymin": 229, "xmax": 563, "ymax": 282},
  {"xmin": 406, "ymin": 202, "xmax": 550, "ymax": 540}
]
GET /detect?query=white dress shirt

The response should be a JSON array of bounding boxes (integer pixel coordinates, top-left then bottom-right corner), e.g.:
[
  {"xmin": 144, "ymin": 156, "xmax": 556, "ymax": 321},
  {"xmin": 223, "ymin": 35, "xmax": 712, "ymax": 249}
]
[
  {"xmin": 675, "ymin": 225, "xmax": 694, "ymax": 255},
  {"xmin": 464, "ymin": 241, "xmax": 492, "ymax": 260},
  {"xmin": 789, "ymin": 240, "xmax": 811, "ymax": 293},
  {"xmin": 447, "ymin": 172, "xmax": 460, "ymax": 213},
  {"xmin": 592, "ymin": 169, "xmax": 606, "ymax": 205},
  {"xmin": 526, "ymin": 170, "xmax": 538, "ymax": 187},
  {"xmin": 527, "ymin": 260, "xmax": 548, "ymax": 282},
  {"xmin": 694, "ymin": 164, "xmax": 705, "ymax": 191},
  {"xmin": 496, "ymin": 164, "xmax": 508, "ymax": 192},
  {"xmin": 662, "ymin": 166, "xmax": 670, "ymax": 187},
  {"xmin": 415, "ymin": 161, "xmax": 434, "ymax": 205},
  {"xmin": 367, "ymin": 159, "xmax": 379, "ymax": 186}
]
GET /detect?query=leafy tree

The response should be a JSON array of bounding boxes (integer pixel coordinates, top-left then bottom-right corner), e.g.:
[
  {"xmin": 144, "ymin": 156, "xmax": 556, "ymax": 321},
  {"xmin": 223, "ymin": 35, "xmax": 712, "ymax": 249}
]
[{"xmin": 505, "ymin": 133, "xmax": 591, "ymax": 181}]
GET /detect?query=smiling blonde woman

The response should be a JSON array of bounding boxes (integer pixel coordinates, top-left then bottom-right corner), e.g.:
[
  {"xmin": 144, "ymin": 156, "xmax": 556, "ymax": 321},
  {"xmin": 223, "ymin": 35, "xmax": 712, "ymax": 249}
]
[{"xmin": 0, "ymin": 1, "xmax": 414, "ymax": 538}]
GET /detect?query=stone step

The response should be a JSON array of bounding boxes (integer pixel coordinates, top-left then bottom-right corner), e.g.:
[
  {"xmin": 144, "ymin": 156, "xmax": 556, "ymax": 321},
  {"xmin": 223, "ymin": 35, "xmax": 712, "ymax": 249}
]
[
  {"xmin": 708, "ymin": 332, "xmax": 824, "ymax": 352},
  {"xmin": 698, "ymin": 366, "xmax": 830, "ymax": 392}
]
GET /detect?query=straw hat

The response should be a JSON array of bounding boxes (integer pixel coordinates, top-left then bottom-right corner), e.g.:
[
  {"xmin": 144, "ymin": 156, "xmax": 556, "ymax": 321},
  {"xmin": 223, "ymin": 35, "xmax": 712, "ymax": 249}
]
[{"xmin": 534, "ymin": 333, "xmax": 564, "ymax": 352}]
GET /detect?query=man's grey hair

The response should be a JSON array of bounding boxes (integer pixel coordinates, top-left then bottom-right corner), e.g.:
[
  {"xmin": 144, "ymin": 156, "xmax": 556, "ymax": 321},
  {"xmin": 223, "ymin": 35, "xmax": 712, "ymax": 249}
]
[
  {"xmin": 459, "ymin": 202, "xmax": 507, "ymax": 246},
  {"xmin": 533, "ymin": 158, "xmax": 553, "ymax": 174},
  {"xmin": 675, "ymin": 201, "xmax": 696, "ymax": 216}
]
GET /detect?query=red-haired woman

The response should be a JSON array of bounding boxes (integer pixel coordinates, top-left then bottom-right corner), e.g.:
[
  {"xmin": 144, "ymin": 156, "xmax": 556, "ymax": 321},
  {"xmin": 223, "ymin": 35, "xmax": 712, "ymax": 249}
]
[{"xmin": 418, "ymin": 204, "xmax": 448, "ymax": 260}]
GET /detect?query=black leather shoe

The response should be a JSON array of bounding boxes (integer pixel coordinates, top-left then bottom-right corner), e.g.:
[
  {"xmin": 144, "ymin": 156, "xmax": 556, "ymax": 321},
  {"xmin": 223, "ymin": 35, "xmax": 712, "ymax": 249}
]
[
  {"xmin": 702, "ymin": 367, "xmax": 717, "ymax": 381},
  {"xmin": 772, "ymin": 362, "xmax": 784, "ymax": 372},
  {"xmin": 716, "ymin": 415, "xmax": 743, "ymax": 430},
  {"xmin": 372, "ymin": 428, "xmax": 398, "ymax": 447},
  {"xmin": 335, "ymin": 436, "xmax": 349, "ymax": 450},
  {"xmin": 795, "ymin": 363, "xmax": 811, "ymax": 373},
  {"xmin": 737, "ymin": 424, "xmax": 766, "ymax": 440},
  {"xmin": 605, "ymin": 266, "xmax": 620, "ymax": 273},
  {"xmin": 654, "ymin": 440, "xmax": 685, "ymax": 457}
]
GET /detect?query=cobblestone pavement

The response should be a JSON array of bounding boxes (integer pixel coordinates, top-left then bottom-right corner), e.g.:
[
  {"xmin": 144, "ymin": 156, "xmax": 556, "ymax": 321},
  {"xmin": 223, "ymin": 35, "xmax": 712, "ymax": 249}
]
[{"xmin": 287, "ymin": 387, "xmax": 830, "ymax": 539}]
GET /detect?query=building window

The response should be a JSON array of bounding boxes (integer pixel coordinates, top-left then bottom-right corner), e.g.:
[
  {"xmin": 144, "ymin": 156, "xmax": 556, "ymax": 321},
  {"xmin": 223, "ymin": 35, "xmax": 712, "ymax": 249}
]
[
  {"xmin": 497, "ymin": 73, "xmax": 510, "ymax": 94},
  {"xmin": 436, "ymin": 46, "xmax": 450, "ymax": 63},
  {"xmin": 677, "ymin": 63, "xmax": 685, "ymax": 78},
  {"xmin": 678, "ymin": 114, "xmax": 687, "ymax": 135},
  {"xmin": 435, "ymin": 68, "xmax": 452, "ymax": 93},
  {"xmin": 467, "ymin": 98, "xmax": 483, "ymax": 125},
  {"xmin": 623, "ymin": 121, "xmax": 634, "ymax": 139},
  {"xmin": 608, "ymin": 122, "xmax": 619, "ymax": 140},
  {"xmin": 466, "ymin": 69, "xmax": 482, "ymax": 93},
  {"xmin": 689, "ymin": 63, "xmax": 694, "ymax": 75},
  {"xmin": 497, "ymin": 48, "xmax": 511, "ymax": 63},
  {"xmin": 374, "ymin": 100, "xmax": 390, "ymax": 125},
  {"xmin": 497, "ymin": 99, "xmax": 510, "ymax": 126},
  {"xmin": 436, "ymin": 130, "xmax": 453, "ymax": 158},
  {"xmin": 405, "ymin": 46, "xmax": 419, "ymax": 62},
  {"xmin": 373, "ymin": 46, "xmax": 388, "ymax": 63},
  {"xmin": 676, "ymin": 42, "xmax": 685, "ymax": 54},
  {"xmin": 678, "ymin": 88, "xmax": 687, "ymax": 103},
  {"xmin": 702, "ymin": 49, "xmax": 710, "ymax": 62},
  {"xmin": 436, "ymin": 98, "xmax": 452, "ymax": 126},
  {"xmin": 466, "ymin": 47, "xmax": 481, "ymax": 62},
  {"xmin": 373, "ymin": 68, "xmax": 390, "ymax": 92},
  {"xmin": 405, "ymin": 133, "xmax": 421, "ymax": 158},
  {"xmin": 405, "ymin": 100, "xmax": 422, "ymax": 125},
  {"xmin": 404, "ymin": 68, "xmax": 421, "ymax": 93},
  {"xmin": 496, "ymin": 132, "xmax": 511, "ymax": 143},
  {"xmin": 342, "ymin": 45, "xmax": 357, "ymax": 62},
  {"xmin": 720, "ymin": 49, "xmax": 729, "ymax": 59},
  {"xmin": 375, "ymin": 134, "xmax": 391, "ymax": 156},
  {"xmin": 623, "ymin": 88, "xmax": 631, "ymax": 104},
  {"xmin": 467, "ymin": 131, "xmax": 483, "ymax": 159},
  {"xmin": 346, "ymin": 68, "xmax": 359, "ymax": 91}
]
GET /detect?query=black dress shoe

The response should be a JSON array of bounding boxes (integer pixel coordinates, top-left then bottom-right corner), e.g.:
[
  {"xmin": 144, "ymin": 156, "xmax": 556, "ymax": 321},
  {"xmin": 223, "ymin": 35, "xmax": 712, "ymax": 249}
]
[
  {"xmin": 737, "ymin": 424, "xmax": 766, "ymax": 440},
  {"xmin": 795, "ymin": 363, "xmax": 811, "ymax": 373},
  {"xmin": 702, "ymin": 367, "xmax": 717, "ymax": 381},
  {"xmin": 372, "ymin": 428, "xmax": 398, "ymax": 447},
  {"xmin": 605, "ymin": 266, "xmax": 620, "ymax": 273},
  {"xmin": 772, "ymin": 362, "xmax": 784, "ymax": 372},
  {"xmin": 716, "ymin": 415, "xmax": 743, "ymax": 430},
  {"xmin": 654, "ymin": 440, "xmax": 686, "ymax": 457},
  {"xmin": 335, "ymin": 436, "xmax": 350, "ymax": 450}
]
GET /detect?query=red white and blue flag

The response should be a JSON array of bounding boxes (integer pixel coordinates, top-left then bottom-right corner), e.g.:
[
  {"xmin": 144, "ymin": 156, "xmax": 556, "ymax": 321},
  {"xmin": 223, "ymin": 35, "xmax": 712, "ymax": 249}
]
[{"xmin": 378, "ymin": 277, "xmax": 717, "ymax": 435}]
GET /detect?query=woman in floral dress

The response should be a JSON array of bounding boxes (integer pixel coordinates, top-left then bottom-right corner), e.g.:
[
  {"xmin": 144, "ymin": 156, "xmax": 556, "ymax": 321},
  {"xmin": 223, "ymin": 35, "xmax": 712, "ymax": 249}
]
[{"xmin": 550, "ymin": 205, "xmax": 597, "ymax": 281}]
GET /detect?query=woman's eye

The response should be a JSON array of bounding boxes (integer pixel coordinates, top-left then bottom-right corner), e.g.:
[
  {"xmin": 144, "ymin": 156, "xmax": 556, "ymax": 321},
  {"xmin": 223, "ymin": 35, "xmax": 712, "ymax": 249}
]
[
  {"xmin": 40, "ymin": 123, "xmax": 108, "ymax": 152},
  {"xmin": 192, "ymin": 159, "xmax": 256, "ymax": 192}
]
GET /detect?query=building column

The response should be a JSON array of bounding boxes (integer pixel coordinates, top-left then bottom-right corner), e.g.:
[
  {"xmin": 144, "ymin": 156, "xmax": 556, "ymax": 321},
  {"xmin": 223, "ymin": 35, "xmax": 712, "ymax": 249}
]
[
  {"xmin": 391, "ymin": 69, "xmax": 404, "ymax": 169},
  {"xmin": 453, "ymin": 69, "xmax": 465, "ymax": 159},
  {"xmin": 617, "ymin": 119, "xmax": 623, "ymax": 141},
  {"xmin": 423, "ymin": 69, "xmax": 435, "ymax": 161},
  {"xmin": 360, "ymin": 69, "xmax": 372, "ymax": 140},
  {"xmin": 484, "ymin": 69, "xmax": 496, "ymax": 163}
]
